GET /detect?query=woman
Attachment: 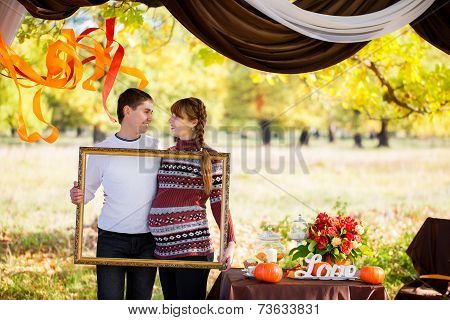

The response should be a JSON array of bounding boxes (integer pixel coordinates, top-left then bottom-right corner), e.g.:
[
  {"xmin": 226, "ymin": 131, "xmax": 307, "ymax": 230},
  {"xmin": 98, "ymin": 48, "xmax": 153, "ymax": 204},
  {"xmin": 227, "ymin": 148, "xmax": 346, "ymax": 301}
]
[{"xmin": 147, "ymin": 97, "xmax": 236, "ymax": 300}]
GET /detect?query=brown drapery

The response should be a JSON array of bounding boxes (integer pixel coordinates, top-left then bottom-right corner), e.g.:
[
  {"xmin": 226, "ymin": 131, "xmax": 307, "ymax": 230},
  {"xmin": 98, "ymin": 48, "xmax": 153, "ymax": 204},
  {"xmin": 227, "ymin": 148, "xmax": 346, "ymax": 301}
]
[
  {"xmin": 406, "ymin": 217, "xmax": 450, "ymax": 276},
  {"xmin": 16, "ymin": 0, "xmax": 449, "ymax": 73},
  {"xmin": 16, "ymin": 0, "xmax": 108, "ymax": 20},
  {"xmin": 395, "ymin": 217, "xmax": 450, "ymax": 300},
  {"xmin": 158, "ymin": 0, "xmax": 395, "ymax": 73},
  {"xmin": 410, "ymin": 0, "xmax": 450, "ymax": 55}
]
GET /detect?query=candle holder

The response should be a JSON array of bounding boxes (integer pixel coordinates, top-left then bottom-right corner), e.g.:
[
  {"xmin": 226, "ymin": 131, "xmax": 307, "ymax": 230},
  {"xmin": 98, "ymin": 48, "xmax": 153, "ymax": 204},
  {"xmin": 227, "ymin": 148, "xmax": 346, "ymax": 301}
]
[
  {"xmin": 255, "ymin": 227, "xmax": 286, "ymax": 263},
  {"xmin": 289, "ymin": 213, "xmax": 309, "ymax": 244}
]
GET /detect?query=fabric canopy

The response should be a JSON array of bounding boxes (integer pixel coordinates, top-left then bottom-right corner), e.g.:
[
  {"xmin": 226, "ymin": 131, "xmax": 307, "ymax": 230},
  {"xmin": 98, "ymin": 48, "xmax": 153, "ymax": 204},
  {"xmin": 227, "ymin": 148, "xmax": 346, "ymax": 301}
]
[
  {"xmin": 406, "ymin": 217, "xmax": 450, "ymax": 276},
  {"xmin": 15, "ymin": 0, "xmax": 161, "ymax": 19},
  {"xmin": 14, "ymin": 0, "xmax": 450, "ymax": 73},
  {"xmin": 0, "ymin": 0, "xmax": 27, "ymax": 44},
  {"xmin": 243, "ymin": 0, "xmax": 435, "ymax": 43},
  {"xmin": 158, "ymin": 0, "xmax": 448, "ymax": 73}
]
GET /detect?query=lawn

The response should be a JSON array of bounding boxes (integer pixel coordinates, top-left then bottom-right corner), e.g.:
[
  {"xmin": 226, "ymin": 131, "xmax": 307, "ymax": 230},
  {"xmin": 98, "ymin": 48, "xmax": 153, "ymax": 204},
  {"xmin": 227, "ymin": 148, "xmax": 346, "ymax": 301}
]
[{"xmin": 1, "ymin": 134, "xmax": 449, "ymax": 299}]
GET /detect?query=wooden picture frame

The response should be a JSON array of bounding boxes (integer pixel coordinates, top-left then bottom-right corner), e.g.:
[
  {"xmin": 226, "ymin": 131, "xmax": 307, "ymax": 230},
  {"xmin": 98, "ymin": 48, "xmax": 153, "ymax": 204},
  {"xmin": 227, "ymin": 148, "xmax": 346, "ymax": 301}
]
[{"xmin": 74, "ymin": 147, "xmax": 231, "ymax": 269}]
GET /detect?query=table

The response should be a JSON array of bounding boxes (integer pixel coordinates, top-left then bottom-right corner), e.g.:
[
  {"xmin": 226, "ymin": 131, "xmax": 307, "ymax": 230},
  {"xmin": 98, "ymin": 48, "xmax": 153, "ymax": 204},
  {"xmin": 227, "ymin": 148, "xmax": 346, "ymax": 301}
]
[{"xmin": 207, "ymin": 269, "xmax": 388, "ymax": 300}]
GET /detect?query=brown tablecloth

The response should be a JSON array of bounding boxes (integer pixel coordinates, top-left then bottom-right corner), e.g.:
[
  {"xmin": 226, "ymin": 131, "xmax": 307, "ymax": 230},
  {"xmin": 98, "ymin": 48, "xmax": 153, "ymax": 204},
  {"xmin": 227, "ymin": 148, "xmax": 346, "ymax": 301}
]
[{"xmin": 207, "ymin": 269, "xmax": 388, "ymax": 300}]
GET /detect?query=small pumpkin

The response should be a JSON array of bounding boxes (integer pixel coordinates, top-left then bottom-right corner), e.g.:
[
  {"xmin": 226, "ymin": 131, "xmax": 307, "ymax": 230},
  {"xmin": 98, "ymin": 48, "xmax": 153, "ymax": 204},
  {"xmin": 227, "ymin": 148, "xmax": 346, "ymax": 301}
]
[
  {"xmin": 312, "ymin": 262, "xmax": 331, "ymax": 276},
  {"xmin": 359, "ymin": 266, "xmax": 385, "ymax": 284},
  {"xmin": 254, "ymin": 262, "xmax": 283, "ymax": 283}
]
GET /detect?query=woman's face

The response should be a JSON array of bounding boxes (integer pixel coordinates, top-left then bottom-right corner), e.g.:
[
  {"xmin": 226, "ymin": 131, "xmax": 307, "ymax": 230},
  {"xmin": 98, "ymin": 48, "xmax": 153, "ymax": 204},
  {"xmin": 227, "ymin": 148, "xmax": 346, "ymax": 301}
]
[{"xmin": 169, "ymin": 110, "xmax": 198, "ymax": 139}]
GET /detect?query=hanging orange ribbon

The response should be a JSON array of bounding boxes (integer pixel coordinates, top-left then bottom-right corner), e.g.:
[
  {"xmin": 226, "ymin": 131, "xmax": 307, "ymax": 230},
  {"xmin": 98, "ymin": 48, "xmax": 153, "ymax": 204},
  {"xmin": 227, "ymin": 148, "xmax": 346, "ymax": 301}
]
[{"xmin": 0, "ymin": 17, "xmax": 148, "ymax": 143}]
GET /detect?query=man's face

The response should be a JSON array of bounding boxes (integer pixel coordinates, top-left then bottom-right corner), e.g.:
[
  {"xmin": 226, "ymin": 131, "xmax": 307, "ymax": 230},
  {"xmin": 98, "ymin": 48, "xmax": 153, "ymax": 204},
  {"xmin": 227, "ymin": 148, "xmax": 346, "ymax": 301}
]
[{"xmin": 126, "ymin": 100, "xmax": 153, "ymax": 134}]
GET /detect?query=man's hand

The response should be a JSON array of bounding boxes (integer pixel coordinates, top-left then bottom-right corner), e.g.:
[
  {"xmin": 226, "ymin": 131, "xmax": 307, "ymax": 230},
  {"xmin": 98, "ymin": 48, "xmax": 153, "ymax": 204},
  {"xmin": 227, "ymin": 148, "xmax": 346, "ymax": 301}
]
[
  {"xmin": 70, "ymin": 181, "xmax": 83, "ymax": 205},
  {"xmin": 220, "ymin": 241, "xmax": 235, "ymax": 272}
]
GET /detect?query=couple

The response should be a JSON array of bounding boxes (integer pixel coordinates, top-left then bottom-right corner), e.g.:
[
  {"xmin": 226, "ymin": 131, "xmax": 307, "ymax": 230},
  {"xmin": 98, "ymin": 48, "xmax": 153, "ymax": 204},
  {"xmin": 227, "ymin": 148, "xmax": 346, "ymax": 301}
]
[{"xmin": 70, "ymin": 88, "xmax": 235, "ymax": 300}]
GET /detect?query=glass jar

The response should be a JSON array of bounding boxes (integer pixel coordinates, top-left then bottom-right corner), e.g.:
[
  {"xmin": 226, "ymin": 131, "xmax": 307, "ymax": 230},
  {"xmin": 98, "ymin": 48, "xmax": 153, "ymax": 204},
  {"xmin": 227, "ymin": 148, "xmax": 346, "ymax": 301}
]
[
  {"xmin": 289, "ymin": 214, "xmax": 309, "ymax": 241},
  {"xmin": 255, "ymin": 228, "xmax": 286, "ymax": 263}
]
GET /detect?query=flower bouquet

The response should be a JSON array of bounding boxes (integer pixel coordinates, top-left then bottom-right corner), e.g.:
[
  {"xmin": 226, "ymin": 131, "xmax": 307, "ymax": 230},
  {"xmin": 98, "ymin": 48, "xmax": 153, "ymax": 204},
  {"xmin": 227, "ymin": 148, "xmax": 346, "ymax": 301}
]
[{"xmin": 289, "ymin": 212, "xmax": 372, "ymax": 264}]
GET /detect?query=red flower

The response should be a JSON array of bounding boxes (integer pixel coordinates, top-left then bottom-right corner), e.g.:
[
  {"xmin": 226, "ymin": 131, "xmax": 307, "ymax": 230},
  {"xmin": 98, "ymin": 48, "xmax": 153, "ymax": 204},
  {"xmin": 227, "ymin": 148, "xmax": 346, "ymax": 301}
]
[
  {"xmin": 317, "ymin": 212, "xmax": 329, "ymax": 220},
  {"xmin": 342, "ymin": 216, "xmax": 356, "ymax": 232},
  {"xmin": 329, "ymin": 217, "xmax": 339, "ymax": 227},
  {"xmin": 340, "ymin": 240, "xmax": 353, "ymax": 255},
  {"xmin": 345, "ymin": 233, "xmax": 355, "ymax": 241},
  {"xmin": 317, "ymin": 236, "xmax": 328, "ymax": 249},
  {"xmin": 308, "ymin": 226, "xmax": 317, "ymax": 239},
  {"xmin": 316, "ymin": 212, "xmax": 329, "ymax": 225},
  {"xmin": 328, "ymin": 226, "xmax": 338, "ymax": 237},
  {"xmin": 315, "ymin": 224, "xmax": 326, "ymax": 233}
]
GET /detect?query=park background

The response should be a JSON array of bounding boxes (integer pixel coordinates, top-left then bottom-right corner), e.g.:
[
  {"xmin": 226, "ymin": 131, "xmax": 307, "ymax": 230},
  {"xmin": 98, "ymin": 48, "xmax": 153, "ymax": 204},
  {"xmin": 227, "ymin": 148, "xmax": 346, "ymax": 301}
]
[{"xmin": 0, "ymin": 2, "xmax": 449, "ymax": 299}]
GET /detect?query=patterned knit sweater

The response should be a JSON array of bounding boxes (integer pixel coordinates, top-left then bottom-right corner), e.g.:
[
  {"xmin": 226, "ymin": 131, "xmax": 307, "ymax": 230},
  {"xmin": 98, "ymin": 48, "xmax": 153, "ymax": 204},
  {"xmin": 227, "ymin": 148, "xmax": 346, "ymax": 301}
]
[{"xmin": 147, "ymin": 139, "xmax": 235, "ymax": 259}]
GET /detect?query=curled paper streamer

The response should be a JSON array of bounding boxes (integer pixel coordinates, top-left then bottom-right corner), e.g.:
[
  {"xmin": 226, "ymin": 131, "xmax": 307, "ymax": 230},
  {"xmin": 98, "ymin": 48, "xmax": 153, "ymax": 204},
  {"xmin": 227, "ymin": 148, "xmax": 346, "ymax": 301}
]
[{"xmin": 0, "ymin": 17, "xmax": 148, "ymax": 143}]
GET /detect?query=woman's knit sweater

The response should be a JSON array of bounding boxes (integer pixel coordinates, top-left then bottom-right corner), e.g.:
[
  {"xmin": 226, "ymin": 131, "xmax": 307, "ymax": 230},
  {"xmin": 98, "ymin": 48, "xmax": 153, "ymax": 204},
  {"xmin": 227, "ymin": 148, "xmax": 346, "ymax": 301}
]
[{"xmin": 147, "ymin": 139, "xmax": 235, "ymax": 259}]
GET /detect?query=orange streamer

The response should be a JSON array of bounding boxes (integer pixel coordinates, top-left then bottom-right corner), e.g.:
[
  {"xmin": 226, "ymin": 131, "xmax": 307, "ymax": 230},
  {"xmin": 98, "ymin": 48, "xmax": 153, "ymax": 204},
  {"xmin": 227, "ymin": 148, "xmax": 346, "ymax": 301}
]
[{"xmin": 0, "ymin": 17, "xmax": 148, "ymax": 143}]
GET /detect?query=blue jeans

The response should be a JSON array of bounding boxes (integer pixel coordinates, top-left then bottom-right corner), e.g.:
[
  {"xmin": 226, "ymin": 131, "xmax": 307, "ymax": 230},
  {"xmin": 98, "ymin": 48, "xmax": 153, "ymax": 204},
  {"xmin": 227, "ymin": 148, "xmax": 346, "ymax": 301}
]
[{"xmin": 96, "ymin": 228, "xmax": 157, "ymax": 300}]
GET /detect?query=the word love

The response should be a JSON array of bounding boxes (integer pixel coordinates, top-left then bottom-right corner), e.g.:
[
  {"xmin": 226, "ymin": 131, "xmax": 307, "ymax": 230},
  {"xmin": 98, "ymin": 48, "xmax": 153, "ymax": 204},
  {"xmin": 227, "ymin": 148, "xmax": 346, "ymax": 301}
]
[{"xmin": 295, "ymin": 254, "xmax": 358, "ymax": 279}]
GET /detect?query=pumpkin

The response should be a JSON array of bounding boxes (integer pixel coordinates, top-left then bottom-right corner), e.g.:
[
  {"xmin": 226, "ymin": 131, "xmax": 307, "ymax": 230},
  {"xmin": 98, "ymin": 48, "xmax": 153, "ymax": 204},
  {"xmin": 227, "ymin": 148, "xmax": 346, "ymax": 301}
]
[
  {"xmin": 325, "ymin": 255, "xmax": 351, "ymax": 266},
  {"xmin": 312, "ymin": 262, "xmax": 331, "ymax": 276},
  {"xmin": 359, "ymin": 266, "xmax": 385, "ymax": 284},
  {"xmin": 254, "ymin": 262, "xmax": 283, "ymax": 283}
]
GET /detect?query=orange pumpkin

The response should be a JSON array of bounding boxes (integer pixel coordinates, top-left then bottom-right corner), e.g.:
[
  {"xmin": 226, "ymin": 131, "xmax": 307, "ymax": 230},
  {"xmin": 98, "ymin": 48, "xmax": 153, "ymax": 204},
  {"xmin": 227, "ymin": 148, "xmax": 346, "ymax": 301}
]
[
  {"xmin": 312, "ymin": 262, "xmax": 331, "ymax": 276},
  {"xmin": 254, "ymin": 262, "xmax": 283, "ymax": 283},
  {"xmin": 325, "ymin": 255, "xmax": 351, "ymax": 266},
  {"xmin": 359, "ymin": 266, "xmax": 385, "ymax": 284}
]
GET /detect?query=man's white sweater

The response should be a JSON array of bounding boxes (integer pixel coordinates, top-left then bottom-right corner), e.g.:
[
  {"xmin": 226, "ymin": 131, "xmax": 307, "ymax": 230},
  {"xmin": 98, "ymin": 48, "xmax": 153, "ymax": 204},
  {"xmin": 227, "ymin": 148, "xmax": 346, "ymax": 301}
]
[{"xmin": 84, "ymin": 133, "xmax": 160, "ymax": 234}]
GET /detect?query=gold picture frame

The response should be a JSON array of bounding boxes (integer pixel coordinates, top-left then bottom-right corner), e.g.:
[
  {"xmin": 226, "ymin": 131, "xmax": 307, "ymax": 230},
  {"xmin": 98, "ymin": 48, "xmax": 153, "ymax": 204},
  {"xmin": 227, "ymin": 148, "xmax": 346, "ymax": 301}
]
[{"xmin": 74, "ymin": 147, "xmax": 231, "ymax": 270}]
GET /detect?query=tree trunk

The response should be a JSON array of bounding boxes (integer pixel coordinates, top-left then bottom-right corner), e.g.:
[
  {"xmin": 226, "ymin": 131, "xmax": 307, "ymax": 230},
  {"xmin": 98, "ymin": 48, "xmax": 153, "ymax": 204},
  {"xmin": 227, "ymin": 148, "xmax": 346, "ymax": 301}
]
[
  {"xmin": 378, "ymin": 119, "xmax": 389, "ymax": 147},
  {"xmin": 93, "ymin": 124, "xmax": 106, "ymax": 144},
  {"xmin": 354, "ymin": 133, "xmax": 363, "ymax": 148},
  {"xmin": 299, "ymin": 129, "xmax": 310, "ymax": 146},
  {"xmin": 259, "ymin": 119, "xmax": 271, "ymax": 145},
  {"xmin": 10, "ymin": 128, "xmax": 16, "ymax": 137},
  {"xmin": 328, "ymin": 124, "xmax": 335, "ymax": 143},
  {"xmin": 76, "ymin": 127, "xmax": 84, "ymax": 137}
]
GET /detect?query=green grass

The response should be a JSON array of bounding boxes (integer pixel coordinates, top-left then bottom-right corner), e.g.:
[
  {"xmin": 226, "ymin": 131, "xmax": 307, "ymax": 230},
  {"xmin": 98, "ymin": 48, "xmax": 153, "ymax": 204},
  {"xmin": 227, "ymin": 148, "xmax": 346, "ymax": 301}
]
[
  {"xmin": 0, "ymin": 230, "xmax": 164, "ymax": 299},
  {"xmin": 0, "ymin": 135, "xmax": 449, "ymax": 299}
]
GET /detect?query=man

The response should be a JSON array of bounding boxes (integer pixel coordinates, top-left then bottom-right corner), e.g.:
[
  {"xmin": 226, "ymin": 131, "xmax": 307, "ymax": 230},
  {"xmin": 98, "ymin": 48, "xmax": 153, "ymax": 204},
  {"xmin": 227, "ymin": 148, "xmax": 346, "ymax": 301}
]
[{"xmin": 70, "ymin": 88, "xmax": 160, "ymax": 299}]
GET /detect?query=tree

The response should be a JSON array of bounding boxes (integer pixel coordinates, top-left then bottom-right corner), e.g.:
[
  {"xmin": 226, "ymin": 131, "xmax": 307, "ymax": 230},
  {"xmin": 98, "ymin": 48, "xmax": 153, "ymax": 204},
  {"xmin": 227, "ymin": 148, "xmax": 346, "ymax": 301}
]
[{"xmin": 318, "ymin": 28, "xmax": 449, "ymax": 147}]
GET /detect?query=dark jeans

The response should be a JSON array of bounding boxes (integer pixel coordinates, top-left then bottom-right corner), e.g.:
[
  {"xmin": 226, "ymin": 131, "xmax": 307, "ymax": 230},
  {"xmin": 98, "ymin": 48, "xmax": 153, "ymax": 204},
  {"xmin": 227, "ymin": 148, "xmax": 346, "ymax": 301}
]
[
  {"xmin": 96, "ymin": 228, "xmax": 157, "ymax": 300},
  {"xmin": 158, "ymin": 253, "xmax": 214, "ymax": 300}
]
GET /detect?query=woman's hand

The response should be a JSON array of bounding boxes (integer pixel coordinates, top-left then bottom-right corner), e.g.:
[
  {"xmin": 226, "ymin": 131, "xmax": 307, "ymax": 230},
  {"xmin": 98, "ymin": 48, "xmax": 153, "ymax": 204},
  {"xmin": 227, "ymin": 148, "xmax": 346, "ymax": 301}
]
[{"xmin": 220, "ymin": 241, "xmax": 235, "ymax": 272}]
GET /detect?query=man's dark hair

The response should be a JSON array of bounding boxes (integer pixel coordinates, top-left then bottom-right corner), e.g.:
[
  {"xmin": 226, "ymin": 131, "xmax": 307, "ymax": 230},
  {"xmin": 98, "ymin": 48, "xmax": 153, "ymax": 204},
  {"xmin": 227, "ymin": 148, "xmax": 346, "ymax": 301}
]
[{"xmin": 117, "ymin": 88, "xmax": 153, "ymax": 124}]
